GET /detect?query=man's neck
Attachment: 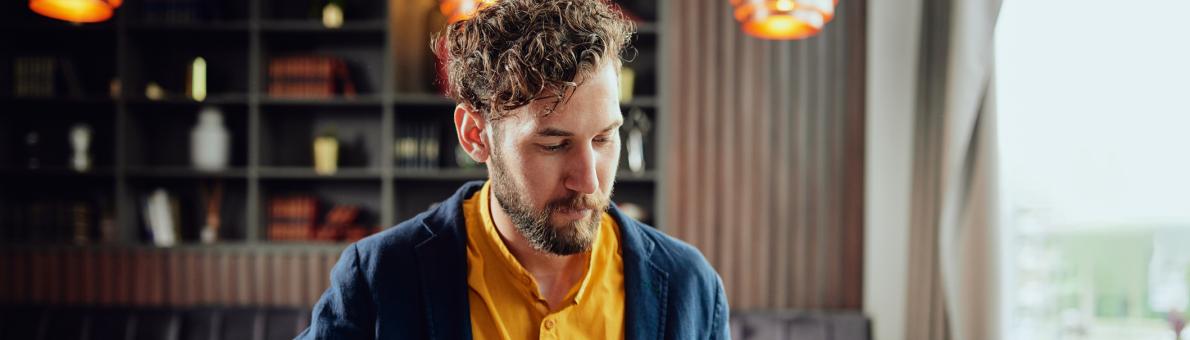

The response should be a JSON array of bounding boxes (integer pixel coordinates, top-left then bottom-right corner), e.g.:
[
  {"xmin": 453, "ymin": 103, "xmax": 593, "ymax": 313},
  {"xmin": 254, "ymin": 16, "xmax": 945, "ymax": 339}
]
[{"xmin": 487, "ymin": 189, "xmax": 589, "ymax": 309}]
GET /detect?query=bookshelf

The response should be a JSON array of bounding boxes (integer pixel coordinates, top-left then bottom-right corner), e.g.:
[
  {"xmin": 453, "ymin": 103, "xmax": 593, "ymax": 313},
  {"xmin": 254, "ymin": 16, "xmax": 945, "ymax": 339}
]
[{"xmin": 0, "ymin": 0, "xmax": 665, "ymax": 250}]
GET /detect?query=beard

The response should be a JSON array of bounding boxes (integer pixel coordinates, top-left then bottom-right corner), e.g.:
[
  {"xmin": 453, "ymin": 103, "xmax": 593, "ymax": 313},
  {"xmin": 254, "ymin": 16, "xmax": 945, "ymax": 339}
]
[{"xmin": 488, "ymin": 155, "xmax": 612, "ymax": 256}]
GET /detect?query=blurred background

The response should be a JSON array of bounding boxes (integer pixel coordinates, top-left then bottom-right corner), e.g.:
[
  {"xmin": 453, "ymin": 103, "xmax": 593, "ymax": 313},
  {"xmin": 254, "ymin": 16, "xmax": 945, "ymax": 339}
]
[{"xmin": 0, "ymin": 0, "xmax": 1187, "ymax": 339}]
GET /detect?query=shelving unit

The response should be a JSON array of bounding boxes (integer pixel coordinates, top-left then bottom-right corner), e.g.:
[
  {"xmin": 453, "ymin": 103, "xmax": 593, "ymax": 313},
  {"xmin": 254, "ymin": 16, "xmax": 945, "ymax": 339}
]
[{"xmin": 0, "ymin": 0, "xmax": 664, "ymax": 250}]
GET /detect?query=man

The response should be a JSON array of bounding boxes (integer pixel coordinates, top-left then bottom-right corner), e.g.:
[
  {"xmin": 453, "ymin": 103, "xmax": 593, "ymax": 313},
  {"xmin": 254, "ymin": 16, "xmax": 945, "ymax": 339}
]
[{"xmin": 298, "ymin": 0, "xmax": 728, "ymax": 338}]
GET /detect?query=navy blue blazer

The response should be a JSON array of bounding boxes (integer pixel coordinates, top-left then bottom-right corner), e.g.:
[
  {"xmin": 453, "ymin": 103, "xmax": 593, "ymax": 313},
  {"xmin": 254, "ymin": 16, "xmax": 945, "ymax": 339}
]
[{"xmin": 297, "ymin": 181, "xmax": 730, "ymax": 339}]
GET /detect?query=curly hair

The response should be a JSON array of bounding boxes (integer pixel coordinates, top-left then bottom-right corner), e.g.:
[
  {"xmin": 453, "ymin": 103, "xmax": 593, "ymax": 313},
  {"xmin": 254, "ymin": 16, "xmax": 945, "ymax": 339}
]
[{"xmin": 435, "ymin": 0, "xmax": 636, "ymax": 120}]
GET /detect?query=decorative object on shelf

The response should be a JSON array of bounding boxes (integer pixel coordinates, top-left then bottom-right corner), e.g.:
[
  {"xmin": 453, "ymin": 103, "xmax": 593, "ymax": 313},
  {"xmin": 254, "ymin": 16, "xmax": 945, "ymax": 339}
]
[
  {"xmin": 13, "ymin": 57, "xmax": 55, "ymax": 98},
  {"xmin": 69, "ymin": 123, "xmax": 92, "ymax": 172},
  {"xmin": 268, "ymin": 56, "xmax": 357, "ymax": 99},
  {"xmin": 23, "ymin": 130, "xmax": 41, "ymax": 169},
  {"xmin": 619, "ymin": 65, "xmax": 635, "ymax": 103},
  {"xmin": 29, "ymin": 0, "xmax": 122, "ymax": 23},
  {"xmin": 623, "ymin": 107, "xmax": 651, "ymax": 173},
  {"xmin": 730, "ymin": 0, "xmax": 837, "ymax": 40},
  {"xmin": 439, "ymin": 0, "xmax": 496, "ymax": 24},
  {"xmin": 322, "ymin": 0, "xmax": 344, "ymax": 29},
  {"xmin": 268, "ymin": 195, "xmax": 317, "ymax": 241},
  {"xmin": 199, "ymin": 180, "xmax": 223, "ymax": 244},
  {"xmin": 187, "ymin": 56, "xmax": 207, "ymax": 101},
  {"xmin": 143, "ymin": 188, "xmax": 179, "ymax": 247},
  {"xmin": 313, "ymin": 127, "xmax": 339, "ymax": 175},
  {"xmin": 145, "ymin": 81, "xmax": 165, "ymax": 100},
  {"xmin": 191, "ymin": 106, "xmax": 231, "ymax": 172},
  {"xmin": 109, "ymin": 78, "xmax": 121, "ymax": 98}
]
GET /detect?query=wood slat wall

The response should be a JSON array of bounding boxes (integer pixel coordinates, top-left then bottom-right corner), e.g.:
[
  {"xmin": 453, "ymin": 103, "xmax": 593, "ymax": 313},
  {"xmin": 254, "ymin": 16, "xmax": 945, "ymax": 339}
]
[
  {"xmin": 660, "ymin": 0, "xmax": 867, "ymax": 310},
  {"xmin": 0, "ymin": 246, "xmax": 342, "ymax": 308}
]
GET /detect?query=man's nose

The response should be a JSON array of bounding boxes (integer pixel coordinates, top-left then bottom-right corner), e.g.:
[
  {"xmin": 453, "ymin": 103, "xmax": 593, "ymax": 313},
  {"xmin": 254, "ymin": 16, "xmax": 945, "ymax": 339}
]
[{"xmin": 563, "ymin": 143, "xmax": 600, "ymax": 195}]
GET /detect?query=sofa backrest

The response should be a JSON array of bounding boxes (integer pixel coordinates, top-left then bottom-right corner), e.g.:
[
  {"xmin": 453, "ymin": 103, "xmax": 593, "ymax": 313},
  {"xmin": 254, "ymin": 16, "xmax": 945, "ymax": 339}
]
[
  {"xmin": 731, "ymin": 311, "xmax": 871, "ymax": 340},
  {"xmin": 0, "ymin": 305, "xmax": 308, "ymax": 340}
]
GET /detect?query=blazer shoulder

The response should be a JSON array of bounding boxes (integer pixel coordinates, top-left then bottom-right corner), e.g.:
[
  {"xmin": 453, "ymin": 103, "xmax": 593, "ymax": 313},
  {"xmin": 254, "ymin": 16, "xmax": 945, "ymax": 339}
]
[
  {"xmin": 356, "ymin": 216, "xmax": 428, "ymax": 251},
  {"xmin": 628, "ymin": 220, "xmax": 720, "ymax": 284},
  {"xmin": 346, "ymin": 214, "xmax": 436, "ymax": 276}
]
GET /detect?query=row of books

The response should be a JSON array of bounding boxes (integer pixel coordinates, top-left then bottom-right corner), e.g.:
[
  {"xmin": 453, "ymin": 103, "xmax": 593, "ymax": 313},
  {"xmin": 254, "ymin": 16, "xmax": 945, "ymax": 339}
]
[
  {"xmin": 267, "ymin": 195, "xmax": 316, "ymax": 241},
  {"xmin": 268, "ymin": 195, "xmax": 376, "ymax": 242},
  {"xmin": 394, "ymin": 122, "xmax": 443, "ymax": 169},
  {"xmin": 0, "ymin": 198, "xmax": 114, "ymax": 244},
  {"xmin": 267, "ymin": 56, "xmax": 356, "ymax": 99},
  {"xmin": 12, "ymin": 56, "xmax": 84, "ymax": 98},
  {"xmin": 0, "ymin": 247, "xmax": 340, "ymax": 307}
]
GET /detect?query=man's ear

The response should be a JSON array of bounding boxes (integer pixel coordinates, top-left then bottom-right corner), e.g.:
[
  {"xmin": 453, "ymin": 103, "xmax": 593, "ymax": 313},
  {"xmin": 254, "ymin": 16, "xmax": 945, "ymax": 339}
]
[{"xmin": 454, "ymin": 104, "xmax": 491, "ymax": 163}]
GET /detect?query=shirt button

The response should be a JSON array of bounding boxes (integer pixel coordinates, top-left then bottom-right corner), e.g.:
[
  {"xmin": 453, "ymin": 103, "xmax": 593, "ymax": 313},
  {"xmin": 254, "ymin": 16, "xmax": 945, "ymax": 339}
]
[{"xmin": 544, "ymin": 318, "xmax": 556, "ymax": 330}]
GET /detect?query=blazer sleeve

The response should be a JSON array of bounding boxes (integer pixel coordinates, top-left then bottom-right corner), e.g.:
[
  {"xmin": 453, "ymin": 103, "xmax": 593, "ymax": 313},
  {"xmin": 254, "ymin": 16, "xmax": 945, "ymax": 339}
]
[
  {"xmin": 296, "ymin": 243, "xmax": 377, "ymax": 340},
  {"xmin": 711, "ymin": 273, "xmax": 731, "ymax": 340}
]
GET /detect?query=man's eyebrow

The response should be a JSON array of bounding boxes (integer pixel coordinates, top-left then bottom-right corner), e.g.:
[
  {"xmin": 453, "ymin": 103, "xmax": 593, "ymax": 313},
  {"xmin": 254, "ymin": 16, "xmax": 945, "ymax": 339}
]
[
  {"xmin": 601, "ymin": 120, "xmax": 624, "ymax": 133},
  {"xmin": 535, "ymin": 128, "xmax": 574, "ymax": 137},
  {"xmin": 535, "ymin": 121, "xmax": 624, "ymax": 137}
]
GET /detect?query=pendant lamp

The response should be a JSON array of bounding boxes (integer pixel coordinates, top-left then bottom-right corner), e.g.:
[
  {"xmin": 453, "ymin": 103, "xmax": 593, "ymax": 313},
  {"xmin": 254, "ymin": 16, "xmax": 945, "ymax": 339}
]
[
  {"xmin": 440, "ymin": 0, "xmax": 497, "ymax": 24},
  {"xmin": 731, "ymin": 0, "xmax": 837, "ymax": 40},
  {"xmin": 30, "ymin": 0, "xmax": 121, "ymax": 23}
]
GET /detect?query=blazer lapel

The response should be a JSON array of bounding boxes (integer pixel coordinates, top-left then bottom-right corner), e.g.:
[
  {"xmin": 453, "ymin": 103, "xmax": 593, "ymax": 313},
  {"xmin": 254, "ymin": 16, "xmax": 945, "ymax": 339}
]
[
  {"xmin": 414, "ymin": 182, "xmax": 483, "ymax": 340},
  {"xmin": 614, "ymin": 206, "xmax": 669, "ymax": 340},
  {"xmin": 410, "ymin": 184, "xmax": 669, "ymax": 340}
]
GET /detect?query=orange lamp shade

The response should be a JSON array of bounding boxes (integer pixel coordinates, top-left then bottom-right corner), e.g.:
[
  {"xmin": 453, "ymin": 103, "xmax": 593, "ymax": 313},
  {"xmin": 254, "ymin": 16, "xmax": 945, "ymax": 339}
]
[
  {"xmin": 440, "ymin": 0, "xmax": 497, "ymax": 24},
  {"xmin": 731, "ymin": 0, "xmax": 837, "ymax": 40},
  {"xmin": 29, "ymin": 0, "xmax": 122, "ymax": 23}
]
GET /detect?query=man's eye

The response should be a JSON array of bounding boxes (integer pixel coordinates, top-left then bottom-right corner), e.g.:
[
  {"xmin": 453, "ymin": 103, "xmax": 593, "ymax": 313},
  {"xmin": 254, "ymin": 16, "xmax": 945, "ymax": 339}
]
[
  {"xmin": 593, "ymin": 136, "xmax": 612, "ymax": 144},
  {"xmin": 541, "ymin": 142, "xmax": 568, "ymax": 152}
]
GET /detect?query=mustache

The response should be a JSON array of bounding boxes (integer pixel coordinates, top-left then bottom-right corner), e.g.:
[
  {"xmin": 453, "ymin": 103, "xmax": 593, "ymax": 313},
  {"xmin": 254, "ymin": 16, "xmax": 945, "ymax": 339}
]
[{"xmin": 546, "ymin": 192, "xmax": 608, "ymax": 212}]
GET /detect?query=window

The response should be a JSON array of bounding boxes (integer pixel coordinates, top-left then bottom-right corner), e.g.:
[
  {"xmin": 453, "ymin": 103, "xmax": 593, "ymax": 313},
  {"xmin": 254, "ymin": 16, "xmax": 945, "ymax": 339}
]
[{"xmin": 996, "ymin": 0, "xmax": 1190, "ymax": 339}]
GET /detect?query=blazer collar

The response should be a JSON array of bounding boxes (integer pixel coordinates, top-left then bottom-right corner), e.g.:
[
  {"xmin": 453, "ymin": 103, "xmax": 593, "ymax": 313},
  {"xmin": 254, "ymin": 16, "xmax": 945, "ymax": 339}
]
[
  {"xmin": 414, "ymin": 181, "xmax": 669, "ymax": 340},
  {"xmin": 414, "ymin": 181, "xmax": 482, "ymax": 340},
  {"xmin": 609, "ymin": 204, "xmax": 669, "ymax": 340}
]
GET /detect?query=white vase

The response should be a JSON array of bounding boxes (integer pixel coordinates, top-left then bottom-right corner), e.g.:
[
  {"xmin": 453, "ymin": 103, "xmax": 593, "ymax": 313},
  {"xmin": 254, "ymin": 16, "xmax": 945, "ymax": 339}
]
[
  {"xmin": 69, "ymin": 123, "xmax": 92, "ymax": 172},
  {"xmin": 191, "ymin": 106, "xmax": 230, "ymax": 172}
]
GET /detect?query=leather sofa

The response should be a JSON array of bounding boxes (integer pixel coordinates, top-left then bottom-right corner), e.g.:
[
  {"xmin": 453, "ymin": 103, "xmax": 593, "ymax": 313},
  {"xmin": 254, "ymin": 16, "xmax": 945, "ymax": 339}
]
[
  {"xmin": 0, "ymin": 305, "xmax": 308, "ymax": 340},
  {"xmin": 2, "ymin": 305, "xmax": 870, "ymax": 340},
  {"xmin": 731, "ymin": 311, "xmax": 871, "ymax": 340}
]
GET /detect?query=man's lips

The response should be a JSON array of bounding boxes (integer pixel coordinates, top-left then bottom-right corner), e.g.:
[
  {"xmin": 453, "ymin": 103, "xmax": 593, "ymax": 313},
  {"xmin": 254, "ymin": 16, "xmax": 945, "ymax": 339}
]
[{"xmin": 553, "ymin": 206, "xmax": 594, "ymax": 220}]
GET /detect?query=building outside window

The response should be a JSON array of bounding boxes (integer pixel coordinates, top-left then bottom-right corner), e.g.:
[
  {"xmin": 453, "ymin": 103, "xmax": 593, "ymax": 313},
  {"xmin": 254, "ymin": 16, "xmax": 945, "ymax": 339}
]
[{"xmin": 997, "ymin": 0, "xmax": 1190, "ymax": 339}]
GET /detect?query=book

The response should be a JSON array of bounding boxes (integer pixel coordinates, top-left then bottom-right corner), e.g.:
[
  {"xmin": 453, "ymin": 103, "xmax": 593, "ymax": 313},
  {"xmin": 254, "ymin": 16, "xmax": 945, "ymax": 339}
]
[
  {"xmin": 312, "ymin": 205, "xmax": 357, "ymax": 241},
  {"xmin": 267, "ymin": 56, "xmax": 357, "ymax": 98},
  {"xmin": 13, "ymin": 56, "xmax": 55, "ymax": 98},
  {"xmin": 268, "ymin": 195, "xmax": 318, "ymax": 241}
]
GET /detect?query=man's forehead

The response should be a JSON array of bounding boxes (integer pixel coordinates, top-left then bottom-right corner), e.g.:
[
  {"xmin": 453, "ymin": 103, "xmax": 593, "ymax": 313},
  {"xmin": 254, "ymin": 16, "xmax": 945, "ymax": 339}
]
[{"xmin": 499, "ymin": 105, "xmax": 623, "ymax": 136}]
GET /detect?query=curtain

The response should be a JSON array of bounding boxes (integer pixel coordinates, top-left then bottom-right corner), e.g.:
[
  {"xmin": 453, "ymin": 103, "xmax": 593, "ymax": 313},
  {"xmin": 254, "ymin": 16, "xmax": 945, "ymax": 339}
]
[
  {"xmin": 904, "ymin": 0, "xmax": 1003, "ymax": 338},
  {"xmin": 660, "ymin": 0, "xmax": 867, "ymax": 310}
]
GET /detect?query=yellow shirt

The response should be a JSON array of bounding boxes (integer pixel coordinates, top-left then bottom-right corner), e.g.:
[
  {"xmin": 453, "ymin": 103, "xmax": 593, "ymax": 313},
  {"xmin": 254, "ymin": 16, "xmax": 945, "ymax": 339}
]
[{"xmin": 464, "ymin": 181, "xmax": 625, "ymax": 340}]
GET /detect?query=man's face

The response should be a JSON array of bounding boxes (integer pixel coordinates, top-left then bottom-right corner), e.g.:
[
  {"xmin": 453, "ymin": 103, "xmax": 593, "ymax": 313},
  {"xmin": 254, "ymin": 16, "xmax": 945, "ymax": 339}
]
[{"xmin": 487, "ymin": 62, "xmax": 623, "ymax": 255}]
